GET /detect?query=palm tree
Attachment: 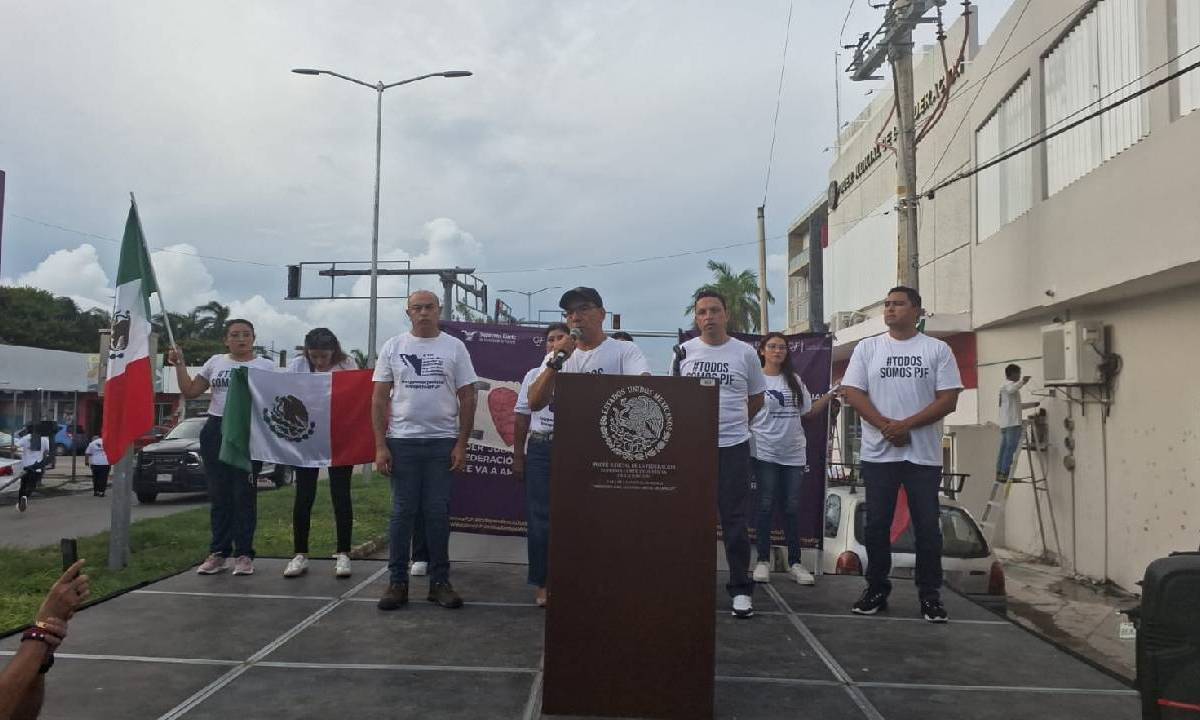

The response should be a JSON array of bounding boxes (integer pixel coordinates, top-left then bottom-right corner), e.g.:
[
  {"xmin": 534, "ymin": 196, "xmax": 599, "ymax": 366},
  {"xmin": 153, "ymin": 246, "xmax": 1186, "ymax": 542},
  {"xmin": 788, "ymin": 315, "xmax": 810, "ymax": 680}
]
[
  {"xmin": 191, "ymin": 301, "xmax": 231, "ymax": 340},
  {"xmin": 350, "ymin": 349, "xmax": 368, "ymax": 369},
  {"xmin": 684, "ymin": 260, "xmax": 774, "ymax": 334}
]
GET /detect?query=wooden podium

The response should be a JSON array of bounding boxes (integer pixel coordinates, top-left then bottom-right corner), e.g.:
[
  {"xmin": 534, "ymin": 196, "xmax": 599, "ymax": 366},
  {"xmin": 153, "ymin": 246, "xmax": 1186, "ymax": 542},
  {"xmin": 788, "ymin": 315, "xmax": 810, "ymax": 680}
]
[{"xmin": 543, "ymin": 374, "xmax": 718, "ymax": 719}]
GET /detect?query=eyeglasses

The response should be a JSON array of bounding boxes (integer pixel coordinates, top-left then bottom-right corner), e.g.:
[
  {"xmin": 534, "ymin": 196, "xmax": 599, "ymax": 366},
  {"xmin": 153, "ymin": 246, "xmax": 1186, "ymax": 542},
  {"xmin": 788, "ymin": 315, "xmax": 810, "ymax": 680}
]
[
  {"xmin": 764, "ymin": 343, "xmax": 788, "ymax": 351},
  {"xmin": 562, "ymin": 304, "xmax": 596, "ymax": 318},
  {"xmin": 227, "ymin": 332, "xmax": 253, "ymax": 339}
]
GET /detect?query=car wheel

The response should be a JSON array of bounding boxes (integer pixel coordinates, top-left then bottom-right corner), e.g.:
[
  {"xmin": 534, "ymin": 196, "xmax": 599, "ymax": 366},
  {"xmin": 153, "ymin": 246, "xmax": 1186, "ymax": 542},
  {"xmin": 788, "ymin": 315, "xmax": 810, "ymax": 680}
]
[
  {"xmin": 136, "ymin": 491, "xmax": 158, "ymax": 504},
  {"xmin": 272, "ymin": 465, "xmax": 294, "ymax": 488}
]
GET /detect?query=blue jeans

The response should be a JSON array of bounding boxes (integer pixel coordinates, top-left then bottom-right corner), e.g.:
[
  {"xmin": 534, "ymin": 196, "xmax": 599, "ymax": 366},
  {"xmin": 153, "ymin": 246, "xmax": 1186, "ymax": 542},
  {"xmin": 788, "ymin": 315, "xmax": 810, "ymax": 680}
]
[
  {"xmin": 862, "ymin": 461, "xmax": 943, "ymax": 600},
  {"xmin": 754, "ymin": 459, "xmax": 805, "ymax": 566},
  {"xmin": 525, "ymin": 438, "xmax": 552, "ymax": 587},
  {"xmin": 199, "ymin": 416, "xmax": 257, "ymax": 558},
  {"xmin": 387, "ymin": 437, "xmax": 456, "ymax": 585},
  {"xmin": 997, "ymin": 425, "xmax": 1023, "ymax": 476}
]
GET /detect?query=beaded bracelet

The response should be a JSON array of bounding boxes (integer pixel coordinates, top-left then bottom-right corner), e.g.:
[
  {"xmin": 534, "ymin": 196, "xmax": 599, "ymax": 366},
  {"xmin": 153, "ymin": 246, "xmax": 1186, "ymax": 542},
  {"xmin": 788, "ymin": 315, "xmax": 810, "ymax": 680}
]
[{"xmin": 21, "ymin": 629, "xmax": 56, "ymax": 674}]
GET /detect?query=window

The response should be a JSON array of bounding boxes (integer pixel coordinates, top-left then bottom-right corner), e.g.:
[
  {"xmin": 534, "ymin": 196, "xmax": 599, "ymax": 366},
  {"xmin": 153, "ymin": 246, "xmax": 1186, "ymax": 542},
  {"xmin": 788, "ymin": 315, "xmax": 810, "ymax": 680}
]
[
  {"xmin": 976, "ymin": 77, "xmax": 1033, "ymax": 240},
  {"xmin": 1044, "ymin": 0, "xmax": 1148, "ymax": 196},
  {"xmin": 824, "ymin": 494, "xmax": 842, "ymax": 539},
  {"xmin": 1177, "ymin": 0, "xmax": 1200, "ymax": 116},
  {"xmin": 853, "ymin": 504, "xmax": 989, "ymax": 558}
]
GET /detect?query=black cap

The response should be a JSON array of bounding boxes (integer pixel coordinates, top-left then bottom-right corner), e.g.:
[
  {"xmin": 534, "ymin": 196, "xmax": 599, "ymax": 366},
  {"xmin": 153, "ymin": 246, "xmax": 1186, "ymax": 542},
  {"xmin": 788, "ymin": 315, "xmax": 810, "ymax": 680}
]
[{"xmin": 558, "ymin": 287, "xmax": 603, "ymax": 310}]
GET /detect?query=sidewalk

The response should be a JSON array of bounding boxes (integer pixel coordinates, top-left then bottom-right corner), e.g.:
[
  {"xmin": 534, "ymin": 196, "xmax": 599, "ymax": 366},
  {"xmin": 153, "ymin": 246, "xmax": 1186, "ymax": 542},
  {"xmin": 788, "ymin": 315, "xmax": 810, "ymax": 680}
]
[{"xmin": 1000, "ymin": 549, "xmax": 1137, "ymax": 681}]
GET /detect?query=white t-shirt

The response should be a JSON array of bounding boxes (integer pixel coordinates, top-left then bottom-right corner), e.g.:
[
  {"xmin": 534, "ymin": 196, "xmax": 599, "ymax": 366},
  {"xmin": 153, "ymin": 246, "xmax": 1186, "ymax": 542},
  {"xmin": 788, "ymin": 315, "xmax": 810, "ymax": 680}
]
[
  {"xmin": 197, "ymin": 355, "xmax": 278, "ymax": 416},
  {"xmin": 561, "ymin": 337, "xmax": 652, "ymax": 376},
  {"xmin": 677, "ymin": 336, "xmax": 767, "ymax": 448},
  {"xmin": 18, "ymin": 434, "xmax": 50, "ymax": 468},
  {"xmin": 998, "ymin": 378, "xmax": 1029, "ymax": 428},
  {"xmin": 515, "ymin": 359, "xmax": 556, "ymax": 435},
  {"xmin": 85, "ymin": 438, "xmax": 110, "ymax": 466},
  {"xmin": 751, "ymin": 373, "xmax": 813, "ymax": 466},
  {"xmin": 842, "ymin": 332, "xmax": 963, "ymax": 466},
  {"xmin": 287, "ymin": 355, "xmax": 359, "ymax": 373},
  {"xmin": 372, "ymin": 332, "xmax": 479, "ymax": 439}
]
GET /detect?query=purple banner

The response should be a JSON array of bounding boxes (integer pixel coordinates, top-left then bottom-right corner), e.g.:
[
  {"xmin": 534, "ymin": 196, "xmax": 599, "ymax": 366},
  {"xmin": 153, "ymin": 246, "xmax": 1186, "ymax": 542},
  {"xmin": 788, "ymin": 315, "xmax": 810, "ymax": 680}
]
[
  {"xmin": 679, "ymin": 329, "xmax": 833, "ymax": 549},
  {"xmin": 441, "ymin": 321, "xmax": 547, "ymax": 535}
]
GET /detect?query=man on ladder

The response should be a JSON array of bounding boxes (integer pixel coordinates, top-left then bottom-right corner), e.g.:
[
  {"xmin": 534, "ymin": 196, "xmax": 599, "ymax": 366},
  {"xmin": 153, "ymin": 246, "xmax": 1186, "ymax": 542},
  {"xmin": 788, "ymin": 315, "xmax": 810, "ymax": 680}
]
[{"xmin": 996, "ymin": 364, "xmax": 1037, "ymax": 482}]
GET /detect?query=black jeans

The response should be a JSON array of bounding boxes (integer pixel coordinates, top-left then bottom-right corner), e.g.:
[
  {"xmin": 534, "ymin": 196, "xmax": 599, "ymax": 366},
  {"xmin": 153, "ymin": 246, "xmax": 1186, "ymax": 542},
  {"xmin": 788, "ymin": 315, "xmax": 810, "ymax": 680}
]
[
  {"xmin": 862, "ymin": 461, "xmax": 944, "ymax": 600},
  {"xmin": 718, "ymin": 441, "xmax": 754, "ymax": 598},
  {"xmin": 293, "ymin": 466, "xmax": 354, "ymax": 554},
  {"xmin": 19, "ymin": 467, "xmax": 42, "ymax": 498},
  {"xmin": 91, "ymin": 465, "xmax": 111, "ymax": 494},
  {"xmin": 199, "ymin": 416, "xmax": 257, "ymax": 558}
]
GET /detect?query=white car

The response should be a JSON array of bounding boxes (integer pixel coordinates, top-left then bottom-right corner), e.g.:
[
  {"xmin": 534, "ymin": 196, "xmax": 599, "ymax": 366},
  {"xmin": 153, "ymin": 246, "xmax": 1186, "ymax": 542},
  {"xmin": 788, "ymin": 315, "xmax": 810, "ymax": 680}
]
[
  {"xmin": 819, "ymin": 484, "xmax": 1007, "ymax": 612},
  {"xmin": 0, "ymin": 457, "xmax": 21, "ymax": 495}
]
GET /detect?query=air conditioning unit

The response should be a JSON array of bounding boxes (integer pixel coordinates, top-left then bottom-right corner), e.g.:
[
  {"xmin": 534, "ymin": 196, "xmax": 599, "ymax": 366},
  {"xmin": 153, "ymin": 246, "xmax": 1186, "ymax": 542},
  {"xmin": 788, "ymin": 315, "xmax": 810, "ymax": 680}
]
[
  {"xmin": 831, "ymin": 311, "xmax": 867, "ymax": 332},
  {"xmin": 1041, "ymin": 320, "xmax": 1104, "ymax": 385}
]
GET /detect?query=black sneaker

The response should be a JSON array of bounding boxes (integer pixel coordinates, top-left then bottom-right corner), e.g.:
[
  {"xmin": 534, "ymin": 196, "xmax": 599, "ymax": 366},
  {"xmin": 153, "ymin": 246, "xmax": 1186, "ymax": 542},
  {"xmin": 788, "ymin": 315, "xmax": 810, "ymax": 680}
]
[
  {"xmin": 428, "ymin": 581, "xmax": 464, "ymax": 609},
  {"xmin": 851, "ymin": 588, "xmax": 888, "ymax": 615},
  {"xmin": 921, "ymin": 597, "xmax": 949, "ymax": 623},
  {"xmin": 377, "ymin": 582, "xmax": 409, "ymax": 611}
]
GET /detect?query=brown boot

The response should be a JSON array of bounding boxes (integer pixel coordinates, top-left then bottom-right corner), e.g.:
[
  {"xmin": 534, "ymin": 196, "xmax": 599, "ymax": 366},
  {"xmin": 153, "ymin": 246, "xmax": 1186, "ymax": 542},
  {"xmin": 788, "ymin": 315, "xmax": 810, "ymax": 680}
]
[
  {"xmin": 428, "ymin": 581, "xmax": 464, "ymax": 609},
  {"xmin": 377, "ymin": 582, "xmax": 408, "ymax": 611}
]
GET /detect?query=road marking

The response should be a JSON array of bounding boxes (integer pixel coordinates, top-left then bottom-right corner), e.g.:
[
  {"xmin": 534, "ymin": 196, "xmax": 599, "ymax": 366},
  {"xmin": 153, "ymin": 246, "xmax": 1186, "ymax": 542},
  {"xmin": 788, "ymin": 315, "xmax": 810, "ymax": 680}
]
[
  {"xmin": 857, "ymin": 681, "xmax": 1139, "ymax": 696},
  {"xmin": 257, "ymin": 661, "xmax": 537, "ymax": 674},
  {"xmin": 794, "ymin": 610, "xmax": 1010, "ymax": 625},
  {"xmin": 134, "ymin": 589, "xmax": 336, "ymax": 601},
  {"xmin": 0, "ymin": 651, "xmax": 238, "ymax": 666},
  {"xmin": 521, "ymin": 654, "xmax": 545, "ymax": 720}
]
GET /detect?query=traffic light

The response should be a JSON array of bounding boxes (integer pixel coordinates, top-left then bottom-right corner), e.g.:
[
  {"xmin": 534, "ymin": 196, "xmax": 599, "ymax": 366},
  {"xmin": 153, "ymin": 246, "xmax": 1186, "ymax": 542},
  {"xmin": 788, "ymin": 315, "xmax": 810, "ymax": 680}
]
[{"xmin": 286, "ymin": 265, "xmax": 301, "ymax": 300}]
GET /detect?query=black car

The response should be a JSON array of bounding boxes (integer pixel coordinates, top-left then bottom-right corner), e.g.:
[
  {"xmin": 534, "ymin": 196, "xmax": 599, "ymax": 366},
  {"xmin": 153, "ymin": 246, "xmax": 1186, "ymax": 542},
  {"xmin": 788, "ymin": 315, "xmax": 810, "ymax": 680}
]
[{"xmin": 132, "ymin": 417, "xmax": 292, "ymax": 504}]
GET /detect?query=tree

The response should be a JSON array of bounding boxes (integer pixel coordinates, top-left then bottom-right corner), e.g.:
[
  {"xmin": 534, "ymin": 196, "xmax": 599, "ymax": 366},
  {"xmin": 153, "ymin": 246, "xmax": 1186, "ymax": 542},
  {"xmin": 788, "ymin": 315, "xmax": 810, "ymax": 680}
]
[
  {"xmin": 0, "ymin": 287, "xmax": 111, "ymax": 352},
  {"xmin": 684, "ymin": 260, "xmax": 774, "ymax": 334},
  {"xmin": 349, "ymin": 349, "xmax": 368, "ymax": 369},
  {"xmin": 191, "ymin": 301, "xmax": 231, "ymax": 340}
]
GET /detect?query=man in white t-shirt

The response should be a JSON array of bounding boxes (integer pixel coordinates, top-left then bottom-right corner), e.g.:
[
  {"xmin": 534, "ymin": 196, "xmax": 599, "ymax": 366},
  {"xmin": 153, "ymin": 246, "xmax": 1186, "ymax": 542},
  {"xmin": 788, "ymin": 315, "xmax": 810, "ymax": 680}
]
[
  {"xmin": 373, "ymin": 290, "xmax": 479, "ymax": 611},
  {"xmin": 677, "ymin": 290, "xmax": 767, "ymax": 619},
  {"xmin": 526, "ymin": 287, "xmax": 652, "ymax": 415},
  {"xmin": 16, "ymin": 424, "xmax": 51, "ymax": 513},
  {"xmin": 84, "ymin": 436, "xmax": 111, "ymax": 497},
  {"xmin": 513, "ymin": 322, "xmax": 572, "ymax": 607},
  {"xmin": 842, "ymin": 286, "xmax": 963, "ymax": 623},
  {"xmin": 997, "ymin": 363, "xmax": 1036, "ymax": 480}
]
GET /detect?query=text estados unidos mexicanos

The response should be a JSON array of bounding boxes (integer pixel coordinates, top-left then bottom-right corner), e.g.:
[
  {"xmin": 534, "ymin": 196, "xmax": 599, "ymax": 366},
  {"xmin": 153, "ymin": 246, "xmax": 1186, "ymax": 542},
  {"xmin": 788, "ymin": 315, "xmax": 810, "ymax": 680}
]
[{"xmin": 879, "ymin": 355, "xmax": 930, "ymax": 379}]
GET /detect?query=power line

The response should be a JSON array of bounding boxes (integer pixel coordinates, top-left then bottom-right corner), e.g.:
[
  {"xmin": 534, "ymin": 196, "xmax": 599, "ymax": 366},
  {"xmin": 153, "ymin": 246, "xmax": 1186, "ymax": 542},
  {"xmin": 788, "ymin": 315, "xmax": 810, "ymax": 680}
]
[
  {"xmin": 838, "ymin": 0, "xmax": 858, "ymax": 49},
  {"xmin": 925, "ymin": 55, "xmax": 1200, "ymax": 198},
  {"xmin": 8, "ymin": 213, "xmax": 283, "ymax": 268},
  {"xmin": 762, "ymin": 2, "xmax": 795, "ymax": 208}
]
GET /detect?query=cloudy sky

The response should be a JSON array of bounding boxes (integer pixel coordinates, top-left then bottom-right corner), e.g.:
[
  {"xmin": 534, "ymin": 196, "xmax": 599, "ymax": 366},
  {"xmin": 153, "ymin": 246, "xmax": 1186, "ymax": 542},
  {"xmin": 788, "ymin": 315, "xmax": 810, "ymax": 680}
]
[{"xmin": 0, "ymin": 1, "xmax": 1013, "ymax": 366}]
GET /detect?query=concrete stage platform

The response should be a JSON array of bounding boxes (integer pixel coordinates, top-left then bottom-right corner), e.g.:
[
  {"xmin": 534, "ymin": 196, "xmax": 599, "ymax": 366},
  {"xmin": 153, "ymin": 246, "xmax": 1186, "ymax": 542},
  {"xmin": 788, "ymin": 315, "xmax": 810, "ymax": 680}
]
[{"xmin": 0, "ymin": 559, "xmax": 1138, "ymax": 719}]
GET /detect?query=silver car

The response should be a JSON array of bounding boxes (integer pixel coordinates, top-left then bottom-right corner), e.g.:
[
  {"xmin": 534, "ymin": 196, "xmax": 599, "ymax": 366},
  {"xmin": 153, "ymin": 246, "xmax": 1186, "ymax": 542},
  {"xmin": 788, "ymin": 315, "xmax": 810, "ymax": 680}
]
[{"xmin": 819, "ymin": 484, "xmax": 1007, "ymax": 612}]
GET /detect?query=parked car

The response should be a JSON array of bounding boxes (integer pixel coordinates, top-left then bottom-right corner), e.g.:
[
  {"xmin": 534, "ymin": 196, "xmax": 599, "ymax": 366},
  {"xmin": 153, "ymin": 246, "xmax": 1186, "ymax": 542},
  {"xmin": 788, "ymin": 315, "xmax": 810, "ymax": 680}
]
[
  {"xmin": 0, "ymin": 432, "xmax": 16, "ymax": 458},
  {"xmin": 0, "ymin": 457, "xmax": 21, "ymax": 493},
  {"xmin": 820, "ymin": 484, "xmax": 1007, "ymax": 612},
  {"xmin": 133, "ymin": 424, "xmax": 175, "ymax": 451},
  {"xmin": 132, "ymin": 417, "xmax": 292, "ymax": 504},
  {"xmin": 15, "ymin": 423, "xmax": 88, "ymax": 456}
]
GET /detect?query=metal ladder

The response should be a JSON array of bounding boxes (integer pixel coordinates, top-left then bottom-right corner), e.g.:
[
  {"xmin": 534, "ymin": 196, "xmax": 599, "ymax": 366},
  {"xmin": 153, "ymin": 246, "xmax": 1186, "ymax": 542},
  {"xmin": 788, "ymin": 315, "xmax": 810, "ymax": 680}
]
[{"xmin": 980, "ymin": 416, "xmax": 1063, "ymax": 563}]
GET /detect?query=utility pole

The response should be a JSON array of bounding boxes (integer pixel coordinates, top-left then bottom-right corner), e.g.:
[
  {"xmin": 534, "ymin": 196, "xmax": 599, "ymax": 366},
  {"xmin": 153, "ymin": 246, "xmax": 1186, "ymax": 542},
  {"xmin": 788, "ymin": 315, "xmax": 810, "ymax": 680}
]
[
  {"xmin": 757, "ymin": 205, "xmax": 769, "ymax": 333},
  {"xmin": 846, "ymin": 0, "xmax": 943, "ymax": 292}
]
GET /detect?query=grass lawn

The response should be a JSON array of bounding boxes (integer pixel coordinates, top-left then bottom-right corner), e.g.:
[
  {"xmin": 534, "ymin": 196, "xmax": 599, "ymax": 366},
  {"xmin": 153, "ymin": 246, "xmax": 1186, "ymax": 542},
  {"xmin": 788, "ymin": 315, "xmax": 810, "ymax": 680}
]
[{"xmin": 0, "ymin": 474, "xmax": 392, "ymax": 635}]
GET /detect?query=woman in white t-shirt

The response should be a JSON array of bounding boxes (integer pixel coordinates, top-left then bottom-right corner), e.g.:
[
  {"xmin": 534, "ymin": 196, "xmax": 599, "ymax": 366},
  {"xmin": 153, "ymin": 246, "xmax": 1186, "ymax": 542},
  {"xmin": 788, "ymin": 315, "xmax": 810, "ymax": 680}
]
[
  {"xmin": 15, "ymin": 424, "xmax": 51, "ymax": 512},
  {"xmin": 84, "ymin": 436, "xmax": 110, "ymax": 497},
  {"xmin": 169, "ymin": 318, "xmax": 277, "ymax": 577},
  {"xmin": 750, "ymin": 332, "xmax": 836, "ymax": 586},
  {"xmin": 283, "ymin": 328, "xmax": 360, "ymax": 580}
]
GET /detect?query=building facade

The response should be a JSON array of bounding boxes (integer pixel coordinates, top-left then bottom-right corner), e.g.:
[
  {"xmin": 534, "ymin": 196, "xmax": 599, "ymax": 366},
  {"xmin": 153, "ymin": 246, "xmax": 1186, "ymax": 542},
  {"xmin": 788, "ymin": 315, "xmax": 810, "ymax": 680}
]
[{"xmin": 799, "ymin": 0, "xmax": 1200, "ymax": 591}]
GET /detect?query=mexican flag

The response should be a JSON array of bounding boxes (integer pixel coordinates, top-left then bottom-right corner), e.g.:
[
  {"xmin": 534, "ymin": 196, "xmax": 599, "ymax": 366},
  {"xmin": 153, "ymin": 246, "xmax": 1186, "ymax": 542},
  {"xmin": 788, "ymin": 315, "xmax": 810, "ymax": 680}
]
[
  {"xmin": 220, "ymin": 366, "xmax": 375, "ymax": 470},
  {"xmin": 101, "ymin": 203, "xmax": 158, "ymax": 463}
]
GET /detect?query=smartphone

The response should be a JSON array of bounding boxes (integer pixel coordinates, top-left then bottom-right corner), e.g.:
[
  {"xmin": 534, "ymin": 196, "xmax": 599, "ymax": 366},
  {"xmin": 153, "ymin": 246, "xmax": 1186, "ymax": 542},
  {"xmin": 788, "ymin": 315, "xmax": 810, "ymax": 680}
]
[{"xmin": 60, "ymin": 538, "xmax": 78, "ymax": 571}]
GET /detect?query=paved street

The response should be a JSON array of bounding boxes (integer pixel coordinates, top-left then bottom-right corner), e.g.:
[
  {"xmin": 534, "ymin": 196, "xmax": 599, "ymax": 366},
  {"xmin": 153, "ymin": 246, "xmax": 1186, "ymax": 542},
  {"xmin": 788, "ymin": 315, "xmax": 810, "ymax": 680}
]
[{"xmin": 0, "ymin": 489, "xmax": 207, "ymax": 550}]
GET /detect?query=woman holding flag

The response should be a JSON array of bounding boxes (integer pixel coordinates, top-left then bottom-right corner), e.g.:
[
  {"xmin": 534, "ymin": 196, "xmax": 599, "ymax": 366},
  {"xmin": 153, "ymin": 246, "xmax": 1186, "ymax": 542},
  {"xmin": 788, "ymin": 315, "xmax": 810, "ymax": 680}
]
[
  {"xmin": 168, "ymin": 319, "xmax": 276, "ymax": 577},
  {"xmin": 283, "ymin": 328, "xmax": 359, "ymax": 579}
]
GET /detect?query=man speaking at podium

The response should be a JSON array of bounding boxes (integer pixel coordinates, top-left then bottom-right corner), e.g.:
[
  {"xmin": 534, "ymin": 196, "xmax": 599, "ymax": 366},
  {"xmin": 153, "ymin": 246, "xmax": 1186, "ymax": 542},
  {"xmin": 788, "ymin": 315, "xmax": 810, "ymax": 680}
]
[{"xmin": 527, "ymin": 287, "xmax": 651, "ymax": 410}]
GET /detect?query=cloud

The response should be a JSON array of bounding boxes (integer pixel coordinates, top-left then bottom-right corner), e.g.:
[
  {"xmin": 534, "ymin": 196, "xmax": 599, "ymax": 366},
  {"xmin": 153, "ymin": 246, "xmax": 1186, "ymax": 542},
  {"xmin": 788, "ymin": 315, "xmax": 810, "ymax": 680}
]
[
  {"xmin": 150, "ymin": 244, "xmax": 219, "ymax": 311},
  {"xmin": 4, "ymin": 244, "xmax": 111, "ymax": 311}
]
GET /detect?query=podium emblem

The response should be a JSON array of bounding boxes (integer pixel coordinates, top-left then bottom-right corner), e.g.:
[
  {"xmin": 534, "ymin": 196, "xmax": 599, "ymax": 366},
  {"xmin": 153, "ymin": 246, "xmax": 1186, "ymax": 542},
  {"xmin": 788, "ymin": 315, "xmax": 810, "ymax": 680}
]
[{"xmin": 598, "ymin": 385, "xmax": 673, "ymax": 461}]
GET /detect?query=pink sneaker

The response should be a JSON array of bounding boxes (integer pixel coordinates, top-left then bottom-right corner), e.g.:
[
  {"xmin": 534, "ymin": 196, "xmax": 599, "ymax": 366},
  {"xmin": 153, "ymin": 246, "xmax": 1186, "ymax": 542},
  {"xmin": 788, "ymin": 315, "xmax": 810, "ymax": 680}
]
[
  {"xmin": 197, "ymin": 554, "xmax": 228, "ymax": 575},
  {"xmin": 232, "ymin": 556, "xmax": 255, "ymax": 576}
]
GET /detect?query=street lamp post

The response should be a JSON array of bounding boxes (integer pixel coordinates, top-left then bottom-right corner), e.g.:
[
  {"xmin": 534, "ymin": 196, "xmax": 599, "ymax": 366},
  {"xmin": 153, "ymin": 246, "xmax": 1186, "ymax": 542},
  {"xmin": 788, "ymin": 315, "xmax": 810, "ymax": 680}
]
[
  {"xmin": 292, "ymin": 67, "xmax": 472, "ymax": 366},
  {"xmin": 499, "ymin": 287, "xmax": 562, "ymax": 322}
]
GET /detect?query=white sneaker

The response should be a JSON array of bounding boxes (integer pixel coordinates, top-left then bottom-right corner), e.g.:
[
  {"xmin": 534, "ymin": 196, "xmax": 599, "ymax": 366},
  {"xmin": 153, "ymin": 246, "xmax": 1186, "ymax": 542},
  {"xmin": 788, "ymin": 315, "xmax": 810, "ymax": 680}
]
[
  {"xmin": 283, "ymin": 554, "xmax": 308, "ymax": 578},
  {"xmin": 334, "ymin": 553, "xmax": 352, "ymax": 578},
  {"xmin": 17, "ymin": 496, "xmax": 28, "ymax": 513},
  {"xmin": 732, "ymin": 594, "xmax": 754, "ymax": 619},
  {"xmin": 752, "ymin": 561, "xmax": 771, "ymax": 583},
  {"xmin": 410, "ymin": 561, "xmax": 428, "ymax": 577},
  {"xmin": 790, "ymin": 563, "xmax": 816, "ymax": 586}
]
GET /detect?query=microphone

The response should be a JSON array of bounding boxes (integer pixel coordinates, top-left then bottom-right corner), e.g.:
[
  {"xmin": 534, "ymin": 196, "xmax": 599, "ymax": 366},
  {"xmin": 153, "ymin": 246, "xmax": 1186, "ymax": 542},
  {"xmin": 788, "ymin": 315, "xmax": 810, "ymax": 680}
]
[{"xmin": 547, "ymin": 328, "xmax": 583, "ymax": 370}]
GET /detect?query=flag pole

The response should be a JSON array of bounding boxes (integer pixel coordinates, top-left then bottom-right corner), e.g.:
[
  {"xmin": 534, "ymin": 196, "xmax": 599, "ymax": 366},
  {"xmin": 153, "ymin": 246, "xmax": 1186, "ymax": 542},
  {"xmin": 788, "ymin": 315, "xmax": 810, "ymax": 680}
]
[{"xmin": 129, "ymin": 192, "xmax": 178, "ymax": 352}]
